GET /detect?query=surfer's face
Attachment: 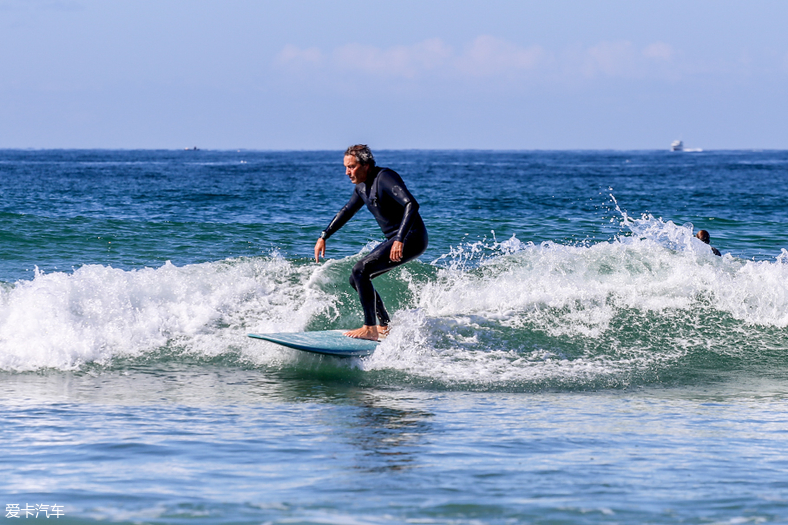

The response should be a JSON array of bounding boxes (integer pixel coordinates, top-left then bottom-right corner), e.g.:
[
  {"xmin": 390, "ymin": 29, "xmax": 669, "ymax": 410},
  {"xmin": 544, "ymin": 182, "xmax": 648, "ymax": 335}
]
[{"xmin": 344, "ymin": 155, "xmax": 369, "ymax": 184}]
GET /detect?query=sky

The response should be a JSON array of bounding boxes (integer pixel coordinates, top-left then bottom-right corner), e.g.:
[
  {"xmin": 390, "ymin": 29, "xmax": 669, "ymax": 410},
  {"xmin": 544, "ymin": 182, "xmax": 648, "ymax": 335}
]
[{"xmin": 1, "ymin": 0, "xmax": 787, "ymax": 150}]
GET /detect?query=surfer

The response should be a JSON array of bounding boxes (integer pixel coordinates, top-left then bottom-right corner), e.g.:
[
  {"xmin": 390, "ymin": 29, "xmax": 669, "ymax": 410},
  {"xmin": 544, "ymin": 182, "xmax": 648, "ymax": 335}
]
[
  {"xmin": 696, "ymin": 230, "xmax": 721, "ymax": 256},
  {"xmin": 314, "ymin": 145, "xmax": 428, "ymax": 341}
]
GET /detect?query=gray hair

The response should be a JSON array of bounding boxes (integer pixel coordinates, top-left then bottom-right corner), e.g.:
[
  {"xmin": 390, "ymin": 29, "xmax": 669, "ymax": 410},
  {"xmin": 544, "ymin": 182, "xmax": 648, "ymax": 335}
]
[{"xmin": 344, "ymin": 144, "xmax": 375, "ymax": 167}]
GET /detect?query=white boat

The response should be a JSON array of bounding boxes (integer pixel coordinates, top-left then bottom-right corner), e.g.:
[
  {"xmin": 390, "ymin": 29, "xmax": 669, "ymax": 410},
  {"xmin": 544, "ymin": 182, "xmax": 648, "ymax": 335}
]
[{"xmin": 670, "ymin": 140, "xmax": 684, "ymax": 152}]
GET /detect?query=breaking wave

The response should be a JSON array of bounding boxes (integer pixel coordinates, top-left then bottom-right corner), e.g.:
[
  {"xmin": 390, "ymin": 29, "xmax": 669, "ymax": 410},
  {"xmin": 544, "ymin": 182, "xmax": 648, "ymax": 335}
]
[{"xmin": 2, "ymin": 214, "xmax": 788, "ymax": 390}]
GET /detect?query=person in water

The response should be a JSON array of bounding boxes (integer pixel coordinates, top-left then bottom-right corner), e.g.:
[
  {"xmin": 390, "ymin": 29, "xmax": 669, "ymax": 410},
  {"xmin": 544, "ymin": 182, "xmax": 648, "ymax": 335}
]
[
  {"xmin": 696, "ymin": 229, "xmax": 721, "ymax": 256},
  {"xmin": 314, "ymin": 145, "xmax": 428, "ymax": 341}
]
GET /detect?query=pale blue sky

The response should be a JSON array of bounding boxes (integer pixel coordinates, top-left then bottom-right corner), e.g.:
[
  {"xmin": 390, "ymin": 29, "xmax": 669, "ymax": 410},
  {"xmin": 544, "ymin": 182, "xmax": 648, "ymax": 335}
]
[{"xmin": 1, "ymin": 0, "xmax": 787, "ymax": 150}]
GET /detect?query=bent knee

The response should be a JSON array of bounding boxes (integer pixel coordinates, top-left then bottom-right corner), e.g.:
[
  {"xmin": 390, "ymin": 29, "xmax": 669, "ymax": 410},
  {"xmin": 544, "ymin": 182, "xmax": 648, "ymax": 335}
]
[
  {"xmin": 351, "ymin": 260, "xmax": 370, "ymax": 277},
  {"xmin": 349, "ymin": 263, "xmax": 367, "ymax": 286}
]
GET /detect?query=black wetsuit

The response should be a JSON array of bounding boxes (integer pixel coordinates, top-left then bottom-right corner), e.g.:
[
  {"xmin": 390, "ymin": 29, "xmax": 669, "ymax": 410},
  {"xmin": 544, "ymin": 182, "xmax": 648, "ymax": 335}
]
[{"xmin": 320, "ymin": 166, "xmax": 428, "ymax": 327}]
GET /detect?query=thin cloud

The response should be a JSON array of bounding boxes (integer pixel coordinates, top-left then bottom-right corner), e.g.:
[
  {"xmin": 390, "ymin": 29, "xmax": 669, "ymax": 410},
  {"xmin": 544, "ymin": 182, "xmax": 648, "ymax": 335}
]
[
  {"xmin": 276, "ymin": 37, "xmax": 543, "ymax": 79},
  {"xmin": 275, "ymin": 38, "xmax": 683, "ymax": 83},
  {"xmin": 577, "ymin": 40, "xmax": 681, "ymax": 79},
  {"xmin": 332, "ymin": 38, "xmax": 452, "ymax": 78},
  {"xmin": 642, "ymin": 42, "xmax": 674, "ymax": 61},
  {"xmin": 582, "ymin": 41, "xmax": 637, "ymax": 77},
  {"xmin": 456, "ymin": 36, "xmax": 545, "ymax": 76},
  {"xmin": 276, "ymin": 44, "xmax": 323, "ymax": 67}
]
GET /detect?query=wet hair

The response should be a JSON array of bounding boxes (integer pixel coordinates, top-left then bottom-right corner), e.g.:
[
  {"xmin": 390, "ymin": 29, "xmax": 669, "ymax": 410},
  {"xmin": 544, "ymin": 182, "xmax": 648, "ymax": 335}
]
[
  {"xmin": 344, "ymin": 144, "xmax": 375, "ymax": 167},
  {"xmin": 696, "ymin": 230, "xmax": 711, "ymax": 244}
]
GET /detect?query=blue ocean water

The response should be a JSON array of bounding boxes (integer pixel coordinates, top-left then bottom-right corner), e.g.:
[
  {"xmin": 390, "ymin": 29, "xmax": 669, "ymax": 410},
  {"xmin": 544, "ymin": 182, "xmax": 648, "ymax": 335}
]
[{"xmin": 1, "ymin": 149, "xmax": 788, "ymax": 524}]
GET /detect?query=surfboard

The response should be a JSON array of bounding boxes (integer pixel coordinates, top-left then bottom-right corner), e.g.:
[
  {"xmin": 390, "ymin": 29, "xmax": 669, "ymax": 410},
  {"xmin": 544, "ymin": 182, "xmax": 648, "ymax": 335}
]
[{"xmin": 247, "ymin": 330, "xmax": 379, "ymax": 357}]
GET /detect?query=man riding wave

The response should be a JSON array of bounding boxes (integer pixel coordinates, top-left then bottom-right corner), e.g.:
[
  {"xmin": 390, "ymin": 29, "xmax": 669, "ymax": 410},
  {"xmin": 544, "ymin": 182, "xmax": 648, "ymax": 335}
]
[{"xmin": 314, "ymin": 145, "xmax": 428, "ymax": 341}]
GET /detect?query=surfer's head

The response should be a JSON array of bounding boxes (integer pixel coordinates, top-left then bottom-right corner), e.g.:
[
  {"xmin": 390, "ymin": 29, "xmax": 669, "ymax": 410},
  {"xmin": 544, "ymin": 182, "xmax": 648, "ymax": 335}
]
[
  {"xmin": 344, "ymin": 145, "xmax": 375, "ymax": 184},
  {"xmin": 696, "ymin": 230, "xmax": 711, "ymax": 244},
  {"xmin": 344, "ymin": 144, "xmax": 375, "ymax": 168}
]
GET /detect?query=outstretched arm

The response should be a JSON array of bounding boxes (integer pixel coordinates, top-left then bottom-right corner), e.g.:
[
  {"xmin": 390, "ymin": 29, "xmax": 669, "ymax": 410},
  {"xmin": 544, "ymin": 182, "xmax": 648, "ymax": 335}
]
[{"xmin": 315, "ymin": 191, "xmax": 363, "ymax": 263}]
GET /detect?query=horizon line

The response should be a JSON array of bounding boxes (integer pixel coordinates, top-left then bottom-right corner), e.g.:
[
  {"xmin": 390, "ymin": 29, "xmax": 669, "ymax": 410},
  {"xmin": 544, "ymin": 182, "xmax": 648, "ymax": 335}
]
[{"xmin": 1, "ymin": 147, "xmax": 783, "ymax": 153}]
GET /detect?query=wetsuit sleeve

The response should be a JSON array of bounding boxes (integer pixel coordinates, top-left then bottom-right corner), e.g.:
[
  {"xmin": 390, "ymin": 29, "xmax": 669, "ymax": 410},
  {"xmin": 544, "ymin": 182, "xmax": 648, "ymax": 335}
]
[
  {"xmin": 379, "ymin": 171, "xmax": 420, "ymax": 242},
  {"xmin": 320, "ymin": 190, "xmax": 364, "ymax": 240}
]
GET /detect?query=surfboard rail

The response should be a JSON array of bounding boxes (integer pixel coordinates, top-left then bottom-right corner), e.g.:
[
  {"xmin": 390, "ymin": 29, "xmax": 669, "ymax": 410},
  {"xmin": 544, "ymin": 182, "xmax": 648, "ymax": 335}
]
[{"xmin": 248, "ymin": 330, "xmax": 379, "ymax": 357}]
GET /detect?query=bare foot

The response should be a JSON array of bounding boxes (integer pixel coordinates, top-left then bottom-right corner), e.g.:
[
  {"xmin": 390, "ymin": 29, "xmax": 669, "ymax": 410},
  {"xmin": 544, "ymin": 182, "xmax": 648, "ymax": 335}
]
[
  {"xmin": 377, "ymin": 326, "xmax": 390, "ymax": 340},
  {"xmin": 344, "ymin": 325, "xmax": 379, "ymax": 341}
]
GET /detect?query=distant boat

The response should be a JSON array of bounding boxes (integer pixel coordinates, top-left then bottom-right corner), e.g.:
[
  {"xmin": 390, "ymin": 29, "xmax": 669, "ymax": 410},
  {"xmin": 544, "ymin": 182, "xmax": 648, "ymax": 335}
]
[
  {"xmin": 184, "ymin": 146, "xmax": 200, "ymax": 151},
  {"xmin": 670, "ymin": 140, "xmax": 703, "ymax": 153}
]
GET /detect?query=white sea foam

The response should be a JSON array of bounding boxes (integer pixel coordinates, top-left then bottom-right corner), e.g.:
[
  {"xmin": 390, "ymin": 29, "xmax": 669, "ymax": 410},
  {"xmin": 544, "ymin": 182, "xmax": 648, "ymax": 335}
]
[
  {"xmin": 2, "ymin": 215, "xmax": 787, "ymax": 380},
  {"xmin": 363, "ymin": 214, "xmax": 788, "ymax": 385},
  {"xmin": 0, "ymin": 254, "xmax": 334, "ymax": 371},
  {"xmin": 418, "ymin": 214, "xmax": 788, "ymax": 330}
]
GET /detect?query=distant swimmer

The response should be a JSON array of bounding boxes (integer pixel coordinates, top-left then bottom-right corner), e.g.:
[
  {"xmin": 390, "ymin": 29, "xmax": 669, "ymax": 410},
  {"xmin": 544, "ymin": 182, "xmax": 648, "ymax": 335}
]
[
  {"xmin": 696, "ymin": 229, "xmax": 721, "ymax": 256},
  {"xmin": 314, "ymin": 145, "xmax": 428, "ymax": 341}
]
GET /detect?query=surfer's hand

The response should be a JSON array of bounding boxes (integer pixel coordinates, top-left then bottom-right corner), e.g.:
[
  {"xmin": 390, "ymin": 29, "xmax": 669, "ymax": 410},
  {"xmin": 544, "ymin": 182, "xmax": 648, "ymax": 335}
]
[
  {"xmin": 390, "ymin": 240, "xmax": 404, "ymax": 262},
  {"xmin": 314, "ymin": 238, "xmax": 326, "ymax": 262}
]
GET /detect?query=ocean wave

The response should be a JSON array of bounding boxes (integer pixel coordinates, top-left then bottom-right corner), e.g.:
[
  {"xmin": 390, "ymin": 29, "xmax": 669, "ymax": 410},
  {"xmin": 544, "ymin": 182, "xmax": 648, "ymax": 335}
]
[
  {"xmin": 1, "ymin": 216, "xmax": 787, "ymax": 389},
  {"xmin": 363, "ymin": 212, "xmax": 788, "ymax": 388},
  {"xmin": 0, "ymin": 253, "xmax": 333, "ymax": 372}
]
